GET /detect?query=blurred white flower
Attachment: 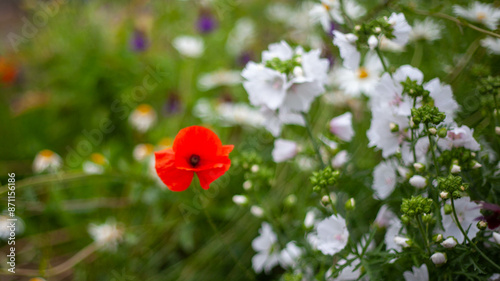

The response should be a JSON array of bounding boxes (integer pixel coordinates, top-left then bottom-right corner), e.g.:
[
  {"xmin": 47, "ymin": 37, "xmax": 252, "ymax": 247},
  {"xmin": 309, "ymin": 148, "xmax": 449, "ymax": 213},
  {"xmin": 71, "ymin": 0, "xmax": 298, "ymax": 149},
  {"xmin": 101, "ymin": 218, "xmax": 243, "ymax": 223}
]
[
  {"xmin": 332, "ymin": 150, "xmax": 349, "ymax": 168},
  {"xmin": 272, "ymin": 139, "xmax": 298, "ymax": 163},
  {"xmin": 409, "ymin": 19, "xmax": 442, "ymax": 42},
  {"xmin": 453, "ymin": 2, "xmax": 500, "ymax": 30},
  {"xmin": 409, "ymin": 175, "xmax": 427, "ymax": 189},
  {"xmin": 481, "ymin": 37, "xmax": 500, "ymax": 54},
  {"xmin": 232, "ymin": 195, "xmax": 248, "ymax": 205},
  {"xmin": 379, "ymin": 35, "xmax": 406, "ymax": 52},
  {"xmin": 387, "ymin": 12, "xmax": 412, "ymax": 46},
  {"xmin": 333, "ymin": 52, "xmax": 383, "ymax": 97},
  {"xmin": 129, "ymin": 104, "xmax": 157, "ymax": 133},
  {"xmin": 252, "ymin": 222, "xmax": 280, "ymax": 274},
  {"xmin": 310, "ymin": 0, "xmax": 365, "ymax": 32},
  {"xmin": 403, "ymin": 264, "xmax": 429, "ymax": 281},
  {"xmin": 33, "ymin": 149, "xmax": 62, "ymax": 173},
  {"xmin": 489, "ymin": 273, "xmax": 500, "ymax": 281},
  {"xmin": 197, "ymin": 70, "xmax": 242, "ymax": 91},
  {"xmin": 329, "ymin": 112, "xmax": 354, "ymax": 141},
  {"xmin": 385, "ymin": 218, "xmax": 405, "ymax": 252},
  {"xmin": 375, "ymin": 205, "xmax": 397, "ymax": 228},
  {"xmin": 279, "ymin": 241, "xmax": 303, "ymax": 269},
  {"xmin": 172, "ymin": 36, "xmax": 204, "ymax": 58},
  {"xmin": 394, "ymin": 236, "xmax": 411, "ymax": 248},
  {"xmin": 260, "ymin": 106, "xmax": 305, "ymax": 137},
  {"xmin": 326, "ymin": 254, "xmax": 362, "ymax": 281},
  {"xmin": 251, "ymin": 205, "xmax": 264, "ymax": 218},
  {"xmin": 440, "ymin": 197, "xmax": 481, "ymax": 243},
  {"xmin": 133, "ymin": 143, "xmax": 155, "ymax": 162},
  {"xmin": 226, "ymin": 18, "xmax": 255, "ymax": 55},
  {"xmin": 88, "ymin": 220, "xmax": 123, "ymax": 251},
  {"xmin": 310, "ymin": 214, "xmax": 349, "ymax": 256},
  {"xmin": 216, "ymin": 102, "xmax": 265, "ymax": 128},
  {"xmin": 333, "ymin": 31, "xmax": 360, "ymax": 70},
  {"xmin": 0, "ymin": 215, "xmax": 24, "ymax": 240},
  {"xmin": 304, "ymin": 209, "xmax": 319, "ymax": 228},
  {"xmin": 82, "ymin": 153, "xmax": 107, "ymax": 175},
  {"xmin": 425, "ymin": 78, "xmax": 459, "ymax": 124},
  {"xmin": 493, "ymin": 232, "xmax": 500, "ymax": 244},
  {"xmin": 372, "ymin": 160, "xmax": 397, "ymax": 200},
  {"xmin": 438, "ymin": 125, "xmax": 481, "ymax": 151},
  {"xmin": 430, "ymin": 252, "xmax": 447, "ymax": 265}
]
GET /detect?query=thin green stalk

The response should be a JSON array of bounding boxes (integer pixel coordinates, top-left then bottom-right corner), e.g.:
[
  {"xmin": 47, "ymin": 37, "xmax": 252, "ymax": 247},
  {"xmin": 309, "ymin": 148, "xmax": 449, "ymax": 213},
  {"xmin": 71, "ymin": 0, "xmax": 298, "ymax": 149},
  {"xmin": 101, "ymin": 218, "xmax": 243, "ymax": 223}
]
[
  {"xmin": 450, "ymin": 197, "xmax": 500, "ymax": 271},
  {"xmin": 426, "ymin": 124, "xmax": 440, "ymax": 176},
  {"xmin": 302, "ymin": 112, "xmax": 325, "ymax": 169},
  {"xmin": 493, "ymin": 92, "xmax": 499, "ymax": 126},
  {"xmin": 416, "ymin": 216, "xmax": 431, "ymax": 256},
  {"xmin": 411, "ymin": 97, "xmax": 418, "ymax": 163},
  {"xmin": 411, "ymin": 41, "xmax": 423, "ymax": 68},
  {"xmin": 375, "ymin": 47, "xmax": 390, "ymax": 76}
]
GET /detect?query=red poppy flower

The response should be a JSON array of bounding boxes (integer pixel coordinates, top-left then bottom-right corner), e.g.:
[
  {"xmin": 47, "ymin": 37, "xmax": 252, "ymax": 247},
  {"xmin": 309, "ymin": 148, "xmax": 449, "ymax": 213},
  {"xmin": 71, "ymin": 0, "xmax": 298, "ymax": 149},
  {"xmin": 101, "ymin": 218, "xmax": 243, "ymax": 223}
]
[
  {"xmin": 154, "ymin": 126, "xmax": 233, "ymax": 191},
  {"xmin": 0, "ymin": 57, "xmax": 17, "ymax": 85}
]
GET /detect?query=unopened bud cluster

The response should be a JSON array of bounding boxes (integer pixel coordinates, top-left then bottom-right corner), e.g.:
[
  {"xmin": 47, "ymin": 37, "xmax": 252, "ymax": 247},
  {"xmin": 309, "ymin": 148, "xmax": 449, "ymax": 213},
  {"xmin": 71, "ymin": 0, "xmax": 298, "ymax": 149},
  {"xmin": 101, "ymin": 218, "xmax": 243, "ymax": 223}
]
[
  {"xmin": 401, "ymin": 196, "xmax": 433, "ymax": 224},
  {"xmin": 411, "ymin": 105, "xmax": 446, "ymax": 126},
  {"xmin": 401, "ymin": 77, "xmax": 430, "ymax": 99},
  {"xmin": 310, "ymin": 166, "xmax": 340, "ymax": 192},
  {"xmin": 265, "ymin": 55, "xmax": 302, "ymax": 75},
  {"xmin": 437, "ymin": 174, "xmax": 468, "ymax": 199}
]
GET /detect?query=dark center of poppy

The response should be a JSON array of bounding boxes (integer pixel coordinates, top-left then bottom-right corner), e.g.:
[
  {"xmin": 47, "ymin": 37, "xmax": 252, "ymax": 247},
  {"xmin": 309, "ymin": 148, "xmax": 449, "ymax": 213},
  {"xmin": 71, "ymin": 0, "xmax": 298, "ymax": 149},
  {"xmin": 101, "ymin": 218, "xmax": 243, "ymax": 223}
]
[{"xmin": 189, "ymin": 154, "xmax": 200, "ymax": 167}]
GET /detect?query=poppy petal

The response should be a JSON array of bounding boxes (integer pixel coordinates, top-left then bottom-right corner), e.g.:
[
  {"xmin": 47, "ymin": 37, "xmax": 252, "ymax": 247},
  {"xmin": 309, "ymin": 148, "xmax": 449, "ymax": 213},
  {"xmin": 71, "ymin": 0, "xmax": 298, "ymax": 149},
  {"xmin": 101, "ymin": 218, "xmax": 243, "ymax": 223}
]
[
  {"xmin": 155, "ymin": 148, "xmax": 194, "ymax": 191},
  {"xmin": 220, "ymin": 145, "xmax": 234, "ymax": 156},
  {"xmin": 196, "ymin": 163, "xmax": 231, "ymax": 190},
  {"xmin": 173, "ymin": 126, "xmax": 222, "ymax": 160}
]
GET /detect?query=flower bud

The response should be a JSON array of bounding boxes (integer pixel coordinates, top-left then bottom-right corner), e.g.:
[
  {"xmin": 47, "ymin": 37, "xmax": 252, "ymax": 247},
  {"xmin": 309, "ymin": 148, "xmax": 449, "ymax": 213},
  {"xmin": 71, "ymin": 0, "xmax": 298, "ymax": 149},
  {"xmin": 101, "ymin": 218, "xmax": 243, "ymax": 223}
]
[
  {"xmin": 251, "ymin": 164, "xmax": 259, "ymax": 173},
  {"xmin": 250, "ymin": 205, "xmax": 264, "ymax": 217},
  {"xmin": 354, "ymin": 25, "xmax": 361, "ymax": 31},
  {"xmin": 428, "ymin": 127, "xmax": 437, "ymax": 135},
  {"xmin": 389, "ymin": 122, "xmax": 399, "ymax": 132},
  {"xmin": 471, "ymin": 152, "xmax": 476, "ymax": 157},
  {"xmin": 368, "ymin": 35, "xmax": 378, "ymax": 49},
  {"xmin": 243, "ymin": 180, "xmax": 252, "ymax": 190},
  {"xmin": 293, "ymin": 66, "xmax": 304, "ymax": 77},
  {"xmin": 433, "ymin": 234, "xmax": 443, "ymax": 243},
  {"xmin": 471, "ymin": 161, "xmax": 482, "ymax": 169},
  {"xmin": 477, "ymin": 220, "xmax": 487, "ymax": 230},
  {"xmin": 444, "ymin": 204, "xmax": 452, "ymax": 215},
  {"xmin": 437, "ymin": 127, "xmax": 448, "ymax": 138},
  {"xmin": 422, "ymin": 213, "xmax": 433, "ymax": 224},
  {"xmin": 304, "ymin": 210, "xmax": 316, "ymax": 228},
  {"xmin": 374, "ymin": 27, "xmax": 382, "ymax": 33},
  {"xmin": 451, "ymin": 164, "xmax": 461, "ymax": 174},
  {"xmin": 431, "ymin": 252, "xmax": 447, "ymax": 265},
  {"xmin": 440, "ymin": 191, "xmax": 449, "ymax": 200},
  {"xmin": 321, "ymin": 195, "xmax": 330, "ymax": 205},
  {"xmin": 441, "ymin": 237, "xmax": 457, "ymax": 248},
  {"xmin": 232, "ymin": 195, "xmax": 248, "ymax": 205},
  {"xmin": 401, "ymin": 214, "xmax": 411, "ymax": 225},
  {"xmin": 345, "ymin": 33, "xmax": 358, "ymax": 43},
  {"xmin": 394, "ymin": 236, "xmax": 411, "ymax": 248},
  {"xmin": 285, "ymin": 194, "xmax": 297, "ymax": 206},
  {"xmin": 345, "ymin": 198, "xmax": 355, "ymax": 210},
  {"xmin": 413, "ymin": 163, "xmax": 425, "ymax": 172},
  {"xmin": 409, "ymin": 175, "xmax": 427, "ymax": 189}
]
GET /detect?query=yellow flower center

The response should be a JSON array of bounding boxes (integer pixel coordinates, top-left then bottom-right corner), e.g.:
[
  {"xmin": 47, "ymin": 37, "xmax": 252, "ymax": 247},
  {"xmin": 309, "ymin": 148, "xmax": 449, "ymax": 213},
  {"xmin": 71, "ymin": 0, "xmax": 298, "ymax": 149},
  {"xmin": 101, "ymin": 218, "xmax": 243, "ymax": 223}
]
[
  {"xmin": 40, "ymin": 149, "xmax": 54, "ymax": 158},
  {"xmin": 91, "ymin": 153, "xmax": 106, "ymax": 165},
  {"xmin": 136, "ymin": 104, "xmax": 153, "ymax": 114},
  {"xmin": 358, "ymin": 67, "xmax": 369, "ymax": 79},
  {"xmin": 477, "ymin": 12, "xmax": 486, "ymax": 20},
  {"xmin": 322, "ymin": 3, "xmax": 330, "ymax": 11},
  {"xmin": 159, "ymin": 137, "xmax": 173, "ymax": 148},
  {"xmin": 143, "ymin": 143, "xmax": 155, "ymax": 154}
]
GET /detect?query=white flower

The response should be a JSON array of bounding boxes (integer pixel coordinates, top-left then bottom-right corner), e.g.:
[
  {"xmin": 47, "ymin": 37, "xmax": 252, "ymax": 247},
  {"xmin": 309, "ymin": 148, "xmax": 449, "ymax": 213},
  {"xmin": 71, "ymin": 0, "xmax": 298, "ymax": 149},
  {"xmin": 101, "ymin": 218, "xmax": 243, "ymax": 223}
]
[
  {"xmin": 440, "ymin": 197, "xmax": 481, "ymax": 243},
  {"xmin": 394, "ymin": 236, "xmax": 411, "ymax": 248},
  {"xmin": 333, "ymin": 52, "xmax": 383, "ymax": 97},
  {"xmin": 242, "ymin": 62, "xmax": 287, "ymax": 110},
  {"xmin": 387, "ymin": 13, "xmax": 412, "ymax": 46},
  {"xmin": 409, "ymin": 19, "xmax": 442, "ymax": 42},
  {"xmin": 88, "ymin": 220, "xmax": 123, "ymax": 251},
  {"xmin": 251, "ymin": 205, "xmax": 264, "ymax": 218},
  {"xmin": 332, "ymin": 150, "xmax": 349, "ymax": 168},
  {"xmin": 0, "ymin": 215, "xmax": 24, "ymax": 240},
  {"xmin": 216, "ymin": 102, "xmax": 265, "ymax": 128},
  {"xmin": 438, "ymin": 125, "xmax": 481, "ymax": 151},
  {"xmin": 372, "ymin": 160, "xmax": 397, "ymax": 200},
  {"xmin": 368, "ymin": 35, "xmax": 379, "ymax": 49},
  {"xmin": 311, "ymin": 214, "xmax": 349, "ymax": 256},
  {"xmin": 310, "ymin": 0, "xmax": 365, "ymax": 33},
  {"xmin": 430, "ymin": 252, "xmax": 447, "ymax": 265},
  {"xmin": 279, "ymin": 241, "xmax": 303, "ymax": 269},
  {"xmin": 172, "ymin": 36, "xmax": 204, "ymax": 58},
  {"xmin": 129, "ymin": 104, "xmax": 157, "ymax": 133},
  {"xmin": 441, "ymin": 237, "xmax": 458, "ymax": 248},
  {"xmin": 329, "ymin": 112, "xmax": 354, "ymax": 141},
  {"xmin": 403, "ymin": 264, "xmax": 429, "ymax": 281},
  {"xmin": 493, "ymin": 232, "xmax": 500, "ymax": 244},
  {"xmin": 451, "ymin": 164, "xmax": 461, "ymax": 174},
  {"xmin": 198, "ymin": 70, "xmax": 242, "ymax": 90},
  {"xmin": 481, "ymin": 37, "xmax": 500, "ymax": 54},
  {"xmin": 133, "ymin": 143, "xmax": 155, "ymax": 161},
  {"xmin": 82, "ymin": 153, "xmax": 107, "ymax": 175},
  {"xmin": 272, "ymin": 139, "xmax": 298, "ymax": 163},
  {"xmin": 375, "ymin": 205, "xmax": 397, "ymax": 228},
  {"xmin": 379, "ymin": 35, "xmax": 406, "ymax": 52},
  {"xmin": 33, "ymin": 149, "xmax": 62, "ymax": 173},
  {"xmin": 232, "ymin": 195, "xmax": 248, "ymax": 205},
  {"xmin": 326, "ymin": 254, "xmax": 362, "ymax": 281},
  {"xmin": 385, "ymin": 218, "xmax": 405, "ymax": 252},
  {"xmin": 409, "ymin": 175, "xmax": 427, "ymax": 189},
  {"xmin": 333, "ymin": 31, "xmax": 360, "ymax": 70},
  {"xmin": 260, "ymin": 106, "xmax": 305, "ymax": 137},
  {"xmin": 226, "ymin": 18, "xmax": 255, "ymax": 55},
  {"xmin": 252, "ymin": 222, "xmax": 280, "ymax": 274},
  {"xmin": 304, "ymin": 209, "xmax": 318, "ymax": 228},
  {"xmin": 425, "ymin": 78, "xmax": 459, "ymax": 124},
  {"xmin": 453, "ymin": 2, "xmax": 500, "ymax": 30},
  {"xmin": 489, "ymin": 273, "xmax": 500, "ymax": 281}
]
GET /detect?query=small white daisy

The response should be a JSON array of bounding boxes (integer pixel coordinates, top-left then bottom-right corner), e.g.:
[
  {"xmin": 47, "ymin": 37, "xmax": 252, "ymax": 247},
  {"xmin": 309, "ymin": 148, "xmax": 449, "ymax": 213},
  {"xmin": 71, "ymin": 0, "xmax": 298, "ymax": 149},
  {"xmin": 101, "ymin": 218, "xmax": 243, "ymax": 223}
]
[
  {"xmin": 453, "ymin": 2, "xmax": 500, "ymax": 30},
  {"xmin": 172, "ymin": 35, "xmax": 204, "ymax": 58},
  {"xmin": 129, "ymin": 104, "xmax": 157, "ymax": 133},
  {"xmin": 133, "ymin": 143, "xmax": 155, "ymax": 162},
  {"xmin": 82, "ymin": 153, "xmax": 107, "ymax": 175},
  {"xmin": 409, "ymin": 19, "xmax": 442, "ymax": 42},
  {"xmin": 481, "ymin": 37, "xmax": 500, "ymax": 54},
  {"xmin": 332, "ymin": 52, "xmax": 383, "ymax": 97},
  {"xmin": 33, "ymin": 149, "xmax": 62, "ymax": 173},
  {"xmin": 88, "ymin": 220, "xmax": 123, "ymax": 251},
  {"xmin": 197, "ymin": 70, "xmax": 242, "ymax": 91}
]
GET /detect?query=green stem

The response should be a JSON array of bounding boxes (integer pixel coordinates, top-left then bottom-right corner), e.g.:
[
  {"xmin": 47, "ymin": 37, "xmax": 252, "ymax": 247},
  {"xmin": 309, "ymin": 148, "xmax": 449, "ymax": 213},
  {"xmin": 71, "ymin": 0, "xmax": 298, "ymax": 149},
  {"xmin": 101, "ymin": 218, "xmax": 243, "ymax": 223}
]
[
  {"xmin": 411, "ymin": 41, "xmax": 423, "ymax": 68},
  {"xmin": 411, "ymin": 97, "xmax": 418, "ymax": 163},
  {"xmin": 375, "ymin": 47, "xmax": 390, "ymax": 76},
  {"xmin": 493, "ymin": 92, "xmax": 499, "ymax": 126},
  {"xmin": 426, "ymin": 124, "xmax": 440, "ymax": 176},
  {"xmin": 301, "ymin": 112, "xmax": 325, "ymax": 169},
  {"xmin": 450, "ymin": 197, "xmax": 500, "ymax": 271},
  {"xmin": 416, "ymin": 216, "xmax": 431, "ymax": 256}
]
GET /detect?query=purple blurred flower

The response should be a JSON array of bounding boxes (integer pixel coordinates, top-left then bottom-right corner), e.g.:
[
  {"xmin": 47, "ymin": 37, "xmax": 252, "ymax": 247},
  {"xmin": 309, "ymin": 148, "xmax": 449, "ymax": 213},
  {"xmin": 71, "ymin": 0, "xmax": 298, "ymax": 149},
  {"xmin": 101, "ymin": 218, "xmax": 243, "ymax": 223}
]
[
  {"xmin": 163, "ymin": 93, "xmax": 182, "ymax": 115},
  {"xmin": 237, "ymin": 51, "xmax": 252, "ymax": 67},
  {"xmin": 477, "ymin": 201, "xmax": 500, "ymax": 230},
  {"xmin": 197, "ymin": 13, "xmax": 217, "ymax": 34},
  {"xmin": 130, "ymin": 30, "xmax": 148, "ymax": 52}
]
